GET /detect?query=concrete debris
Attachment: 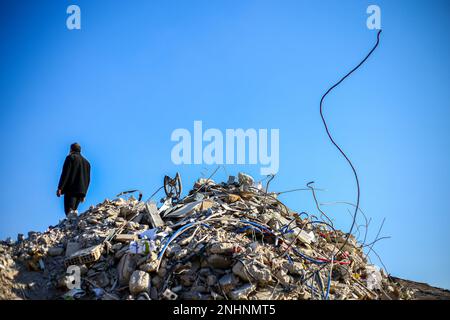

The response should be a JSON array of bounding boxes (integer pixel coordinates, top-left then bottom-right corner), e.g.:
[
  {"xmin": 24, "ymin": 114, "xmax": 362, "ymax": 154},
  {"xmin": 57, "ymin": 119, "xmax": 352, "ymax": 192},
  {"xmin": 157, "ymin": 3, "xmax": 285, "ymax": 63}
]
[
  {"xmin": 129, "ymin": 270, "xmax": 150, "ymax": 295},
  {"xmin": 238, "ymin": 172, "xmax": 254, "ymax": 188},
  {"xmin": 218, "ymin": 273, "xmax": 239, "ymax": 293},
  {"xmin": 230, "ymin": 283, "xmax": 256, "ymax": 300},
  {"xmin": 65, "ymin": 242, "xmax": 81, "ymax": 257},
  {"xmin": 0, "ymin": 173, "xmax": 420, "ymax": 299},
  {"xmin": 47, "ymin": 247, "xmax": 64, "ymax": 257},
  {"xmin": 145, "ymin": 202, "xmax": 164, "ymax": 228},
  {"xmin": 162, "ymin": 288, "xmax": 178, "ymax": 300},
  {"xmin": 117, "ymin": 253, "xmax": 137, "ymax": 285},
  {"xmin": 64, "ymin": 245, "xmax": 103, "ymax": 267},
  {"xmin": 365, "ymin": 265, "xmax": 383, "ymax": 291}
]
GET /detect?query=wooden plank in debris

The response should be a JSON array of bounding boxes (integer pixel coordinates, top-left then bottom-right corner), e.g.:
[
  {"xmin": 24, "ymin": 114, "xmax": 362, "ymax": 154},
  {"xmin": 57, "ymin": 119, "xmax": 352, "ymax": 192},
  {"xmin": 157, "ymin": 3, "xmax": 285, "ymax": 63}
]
[
  {"xmin": 115, "ymin": 234, "xmax": 138, "ymax": 243},
  {"xmin": 146, "ymin": 202, "xmax": 165, "ymax": 228}
]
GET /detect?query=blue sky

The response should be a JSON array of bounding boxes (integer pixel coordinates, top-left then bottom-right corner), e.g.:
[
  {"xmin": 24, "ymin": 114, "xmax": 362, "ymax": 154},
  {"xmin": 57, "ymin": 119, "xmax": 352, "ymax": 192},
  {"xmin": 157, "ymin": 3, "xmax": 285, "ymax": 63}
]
[{"xmin": 1, "ymin": 0, "xmax": 449, "ymax": 289}]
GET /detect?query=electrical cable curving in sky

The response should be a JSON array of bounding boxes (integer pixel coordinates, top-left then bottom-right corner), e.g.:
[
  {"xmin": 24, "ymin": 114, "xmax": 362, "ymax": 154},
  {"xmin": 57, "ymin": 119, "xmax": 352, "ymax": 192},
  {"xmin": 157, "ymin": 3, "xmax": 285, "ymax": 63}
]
[{"xmin": 319, "ymin": 30, "xmax": 382, "ymax": 257}]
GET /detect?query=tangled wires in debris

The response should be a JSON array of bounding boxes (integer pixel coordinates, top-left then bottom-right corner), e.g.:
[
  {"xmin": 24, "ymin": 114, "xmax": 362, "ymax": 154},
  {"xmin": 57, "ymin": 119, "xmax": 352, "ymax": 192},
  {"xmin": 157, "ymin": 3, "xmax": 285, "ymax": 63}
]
[{"xmin": 318, "ymin": 30, "xmax": 382, "ymax": 257}]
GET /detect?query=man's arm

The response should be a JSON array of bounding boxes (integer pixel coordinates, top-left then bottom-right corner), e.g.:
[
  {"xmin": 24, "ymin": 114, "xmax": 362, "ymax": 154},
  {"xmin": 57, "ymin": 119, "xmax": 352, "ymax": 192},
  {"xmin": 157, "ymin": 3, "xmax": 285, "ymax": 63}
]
[
  {"xmin": 57, "ymin": 156, "xmax": 72, "ymax": 195},
  {"xmin": 82, "ymin": 162, "xmax": 91, "ymax": 202},
  {"xmin": 87, "ymin": 162, "xmax": 91, "ymax": 190}
]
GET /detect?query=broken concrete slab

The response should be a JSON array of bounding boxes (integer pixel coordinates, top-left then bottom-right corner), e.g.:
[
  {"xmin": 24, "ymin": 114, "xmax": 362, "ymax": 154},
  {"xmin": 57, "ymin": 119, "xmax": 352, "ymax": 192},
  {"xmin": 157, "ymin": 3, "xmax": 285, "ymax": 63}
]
[
  {"xmin": 145, "ymin": 202, "xmax": 164, "ymax": 228},
  {"xmin": 117, "ymin": 253, "xmax": 137, "ymax": 285},
  {"xmin": 65, "ymin": 242, "xmax": 81, "ymax": 257},
  {"xmin": 129, "ymin": 270, "xmax": 150, "ymax": 295}
]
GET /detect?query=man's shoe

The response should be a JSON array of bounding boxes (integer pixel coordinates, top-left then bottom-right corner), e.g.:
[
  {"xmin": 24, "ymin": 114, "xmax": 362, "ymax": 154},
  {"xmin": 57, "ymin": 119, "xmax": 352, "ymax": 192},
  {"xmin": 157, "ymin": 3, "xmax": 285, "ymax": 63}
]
[{"xmin": 67, "ymin": 210, "xmax": 78, "ymax": 220}]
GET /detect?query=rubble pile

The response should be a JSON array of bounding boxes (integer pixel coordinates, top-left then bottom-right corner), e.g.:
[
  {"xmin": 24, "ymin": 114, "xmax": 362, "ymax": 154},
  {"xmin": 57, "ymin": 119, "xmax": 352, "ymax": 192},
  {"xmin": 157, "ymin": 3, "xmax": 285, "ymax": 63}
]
[
  {"xmin": 0, "ymin": 173, "xmax": 415, "ymax": 300},
  {"xmin": 0, "ymin": 245, "xmax": 19, "ymax": 299}
]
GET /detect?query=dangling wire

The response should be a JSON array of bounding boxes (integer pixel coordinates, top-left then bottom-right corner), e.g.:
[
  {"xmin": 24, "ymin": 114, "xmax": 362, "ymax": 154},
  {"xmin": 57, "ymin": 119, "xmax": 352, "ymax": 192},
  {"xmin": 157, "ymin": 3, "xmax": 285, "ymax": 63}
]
[{"xmin": 319, "ymin": 30, "xmax": 382, "ymax": 257}]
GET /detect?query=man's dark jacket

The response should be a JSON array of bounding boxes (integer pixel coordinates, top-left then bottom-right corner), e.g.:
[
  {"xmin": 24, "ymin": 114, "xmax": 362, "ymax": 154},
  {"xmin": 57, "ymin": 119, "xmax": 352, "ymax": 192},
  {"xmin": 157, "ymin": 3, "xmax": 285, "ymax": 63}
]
[{"xmin": 58, "ymin": 152, "xmax": 91, "ymax": 196}]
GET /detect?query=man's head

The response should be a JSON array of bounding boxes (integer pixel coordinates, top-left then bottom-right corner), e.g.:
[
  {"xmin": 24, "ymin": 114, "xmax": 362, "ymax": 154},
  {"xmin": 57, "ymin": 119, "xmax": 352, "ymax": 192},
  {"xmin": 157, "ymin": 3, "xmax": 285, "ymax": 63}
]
[{"xmin": 70, "ymin": 143, "xmax": 81, "ymax": 153}]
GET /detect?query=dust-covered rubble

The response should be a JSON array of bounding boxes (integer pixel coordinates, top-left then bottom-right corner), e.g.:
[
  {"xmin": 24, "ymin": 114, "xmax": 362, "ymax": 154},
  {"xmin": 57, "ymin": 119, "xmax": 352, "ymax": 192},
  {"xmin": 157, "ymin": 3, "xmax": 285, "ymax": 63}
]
[{"xmin": 0, "ymin": 174, "xmax": 421, "ymax": 300}]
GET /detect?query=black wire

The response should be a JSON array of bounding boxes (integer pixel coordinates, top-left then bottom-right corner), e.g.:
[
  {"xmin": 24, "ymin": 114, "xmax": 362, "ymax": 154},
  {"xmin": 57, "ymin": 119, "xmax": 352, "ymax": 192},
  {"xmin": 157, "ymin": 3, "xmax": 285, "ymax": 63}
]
[
  {"xmin": 319, "ymin": 30, "xmax": 382, "ymax": 257},
  {"xmin": 306, "ymin": 181, "xmax": 335, "ymax": 229}
]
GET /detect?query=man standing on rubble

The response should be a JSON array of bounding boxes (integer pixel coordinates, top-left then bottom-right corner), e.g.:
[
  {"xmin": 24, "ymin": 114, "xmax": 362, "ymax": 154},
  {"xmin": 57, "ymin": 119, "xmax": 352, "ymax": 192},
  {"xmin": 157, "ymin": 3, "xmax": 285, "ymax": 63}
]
[{"xmin": 56, "ymin": 143, "xmax": 91, "ymax": 217}]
